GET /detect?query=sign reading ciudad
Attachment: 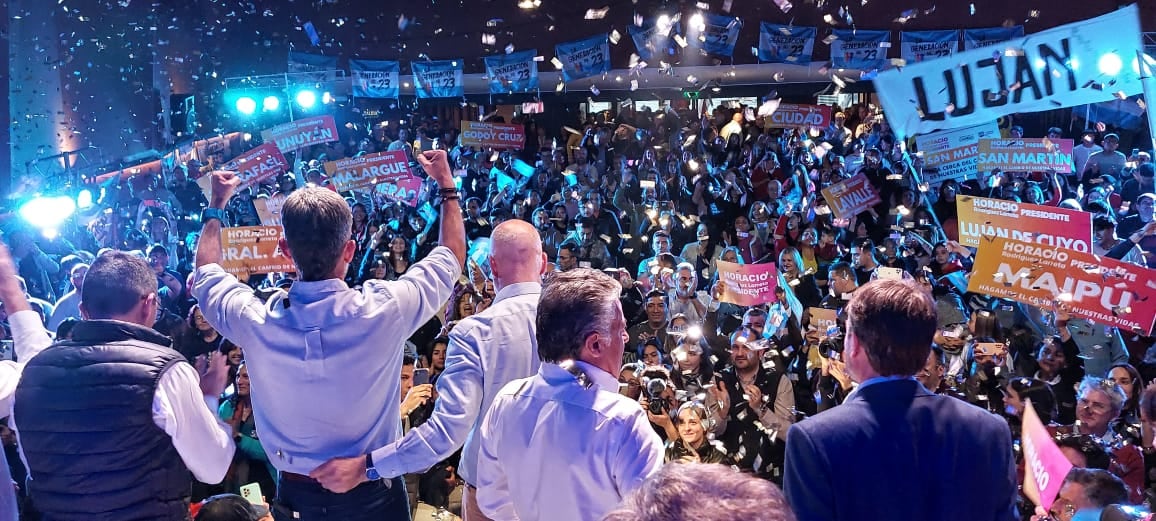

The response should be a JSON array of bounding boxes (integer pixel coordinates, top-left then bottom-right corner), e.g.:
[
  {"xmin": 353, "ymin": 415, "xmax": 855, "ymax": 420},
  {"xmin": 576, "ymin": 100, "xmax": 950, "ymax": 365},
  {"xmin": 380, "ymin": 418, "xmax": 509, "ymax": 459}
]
[
  {"xmin": 764, "ymin": 103, "xmax": 832, "ymax": 129},
  {"xmin": 968, "ymin": 236, "xmax": 1156, "ymax": 335},
  {"xmin": 460, "ymin": 121, "xmax": 526, "ymax": 149},
  {"xmin": 956, "ymin": 196, "xmax": 1092, "ymax": 252},
  {"xmin": 976, "ymin": 138, "xmax": 1075, "ymax": 173},
  {"xmin": 261, "ymin": 116, "xmax": 340, "ymax": 154},
  {"xmin": 323, "ymin": 151, "xmax": 422, "ymax": 206},
  {"xmin": 874, "ymin": 6, "xmax": 1145, "ymax": 138},
  {"xmin": 821, "ymin": 173, "xmax": 882, "ymax": 220}
]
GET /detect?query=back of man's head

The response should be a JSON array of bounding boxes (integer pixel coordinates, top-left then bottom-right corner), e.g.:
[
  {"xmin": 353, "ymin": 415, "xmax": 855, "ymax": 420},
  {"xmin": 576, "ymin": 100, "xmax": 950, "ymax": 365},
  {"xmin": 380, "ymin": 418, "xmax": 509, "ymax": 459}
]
[
  {"xmin": 537, "ymin": 268, "xmax": 620, "ymax": 363},
  {"xmin": 603, "ymin": 462, "xmax": 796, "ymax": 521},
  {"xmin": 846, "ymin": 279, "xmax": 937, "ymax": 377},
  {"xmin": 1063, "ymin": 468, "xmax": 1129, "ymax": 509},
  {"xmin": 280, "ymin": 187, "xmax": 352, "ymax": 281},
  {"xmin": 81, "ymin": 251, "xmax": 157, "ymax": 323}
]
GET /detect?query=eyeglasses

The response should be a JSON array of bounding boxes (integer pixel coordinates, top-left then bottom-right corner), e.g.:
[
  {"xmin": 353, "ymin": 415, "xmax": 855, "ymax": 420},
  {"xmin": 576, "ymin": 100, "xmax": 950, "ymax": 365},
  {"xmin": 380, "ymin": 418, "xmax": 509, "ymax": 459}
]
[{"xmin": 1077, "ymin": 397, "xmax": 1111, "ymax": 414}]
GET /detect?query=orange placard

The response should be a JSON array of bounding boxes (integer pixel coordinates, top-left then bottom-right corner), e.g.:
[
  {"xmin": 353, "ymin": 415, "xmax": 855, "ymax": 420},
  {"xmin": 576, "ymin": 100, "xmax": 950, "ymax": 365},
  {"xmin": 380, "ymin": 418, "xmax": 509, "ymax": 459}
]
[
  {"xmin": 219, "ymin": 226, "xmax": 296, "ymax": 281},
  {"xmin": 821, "ymin": 173, "xmax": 882, "ymax": 220},
  {"xmin": 459, "ymin": 121, "xmax": 526, "ymax": 149},
  {"xmin": 968, "ymin": 236, "xmax": 1156, "ymax": 334},
  {"xmin": 956, "ymin": 195, "xmax": 1092, "ymax": 252}
]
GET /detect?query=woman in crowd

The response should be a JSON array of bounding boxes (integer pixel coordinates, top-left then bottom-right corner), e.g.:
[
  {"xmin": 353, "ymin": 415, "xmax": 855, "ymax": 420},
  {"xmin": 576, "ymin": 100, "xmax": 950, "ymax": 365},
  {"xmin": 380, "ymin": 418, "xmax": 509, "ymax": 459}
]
[
  {"xmin": 1107, "ymin": 363, "xmax": 1145, "ymax": 443},
  {"xmin": 1052, "ymin": 376, "xmax": 1145, "ymax": 503},
  {"xmin": 178, "ymin": 305, "xmax": 234, "ymax": 361},
  {"xmin": 777, "ymin": 247, "xmax": 821, "ymax": 309},
  {"xmin": 218, "ymin": 364, "xmax": 276, "ymax": 497},
  {"xmin": 664, "ymin": 402, "xmax": 731, "ymax": 465}
]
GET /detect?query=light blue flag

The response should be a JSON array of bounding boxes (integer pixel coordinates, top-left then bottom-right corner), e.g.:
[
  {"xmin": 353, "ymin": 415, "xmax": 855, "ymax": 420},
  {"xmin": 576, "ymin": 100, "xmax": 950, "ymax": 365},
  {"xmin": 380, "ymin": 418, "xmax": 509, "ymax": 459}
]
[
  {"xmin": 411, "ymin": 60, "xmax": 464, "ymax": 98},
  {"xmin": 830, "ymin": 29, "xmax": 890, "ymax": 70},
  {"xmin": 758, "ymin": 23, "xmax": 816, "ymax": 63},
  {"xmin": 900, "ymin": 30, "xmax": 959, "ymax": 64},
  {"xmin": 350, "ymin": 59, "xmax": 400, "ymax": 99},
  {"xmin": 484, "ymin": 50, "xmax": 539, "ymax": 94},
  {"xmin": 962, "ymin": 26, "xmax": 1024, "ymax": 50},
  {"xmin": 700, "ymin": 13, "xmax": 741, "ymax": 57},
  {"xmin": 556, "ymin": 35, "xmax": 610, "ymax": 81}
]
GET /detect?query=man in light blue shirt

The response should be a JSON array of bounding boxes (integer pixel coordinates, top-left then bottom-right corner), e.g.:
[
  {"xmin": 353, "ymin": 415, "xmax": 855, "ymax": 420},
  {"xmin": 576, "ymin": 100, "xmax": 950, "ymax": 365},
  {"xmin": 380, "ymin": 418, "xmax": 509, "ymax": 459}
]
[
  {"xmin": 192, "ymin": 151, "xmax": 466, "ymax": 521},
  {"xmin": 311, "ymin": 219, "xmax": 547, "ymax": 520}
]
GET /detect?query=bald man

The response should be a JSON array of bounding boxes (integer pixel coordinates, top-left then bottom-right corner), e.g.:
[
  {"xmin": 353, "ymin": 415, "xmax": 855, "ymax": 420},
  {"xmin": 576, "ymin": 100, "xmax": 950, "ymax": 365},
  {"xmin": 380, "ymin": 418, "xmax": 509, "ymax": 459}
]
[{"xmin": 312, "ymin": 219, "xmax": 547, "ymax": 520}]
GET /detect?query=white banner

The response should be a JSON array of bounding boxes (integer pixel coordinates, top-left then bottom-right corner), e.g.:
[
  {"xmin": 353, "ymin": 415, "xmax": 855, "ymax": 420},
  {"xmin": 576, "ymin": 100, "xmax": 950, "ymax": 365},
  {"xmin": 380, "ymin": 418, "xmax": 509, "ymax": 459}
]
[
  {"xmin": 874, "ymin": 5, "xmax": 1145, "ymax": 139},
  {"xmin": 915, "ymin": 122, "xmax": 1001, "ymax": 185}
]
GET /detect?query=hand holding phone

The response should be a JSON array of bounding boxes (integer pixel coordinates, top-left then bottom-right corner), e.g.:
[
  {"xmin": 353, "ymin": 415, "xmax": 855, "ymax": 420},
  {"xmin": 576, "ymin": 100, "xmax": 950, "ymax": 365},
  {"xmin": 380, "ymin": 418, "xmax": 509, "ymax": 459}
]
[
  {"xmin": 240, "ymin": 483, "xmax": 264, "ymax": 505},
  {"xmin": 412, "ymin": 368, "xmax": 430, "ymax": 387}
]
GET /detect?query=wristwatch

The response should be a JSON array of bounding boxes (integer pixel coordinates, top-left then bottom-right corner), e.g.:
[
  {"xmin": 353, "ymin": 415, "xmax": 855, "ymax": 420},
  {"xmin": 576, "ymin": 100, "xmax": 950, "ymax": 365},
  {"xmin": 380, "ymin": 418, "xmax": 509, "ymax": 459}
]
[
  {"xmin": 365, "ymin": 453, "xmax": 382, "ymax": 481},
  {"xmin": 201, "ymin": 207, "xmax": 227, "ymax": 224}
]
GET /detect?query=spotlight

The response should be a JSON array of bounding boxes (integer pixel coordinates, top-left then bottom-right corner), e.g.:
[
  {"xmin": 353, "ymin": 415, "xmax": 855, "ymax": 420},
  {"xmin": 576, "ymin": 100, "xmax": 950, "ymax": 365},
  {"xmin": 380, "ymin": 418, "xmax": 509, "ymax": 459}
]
[
  {"xmin": 263, "ymin": 96, "xmax": 281, "ymax": 111},
  {"xmin": 76, "ymin": 189, "xmax": 94, "ymax": 210},
  {"xmin": 1098, "ymin": 52, "xmax": 1123, "ymax": 76},
  {"xmin": 235, "ymin": 97, "xmax": 257, "ymax": 115},
  {"xmin": 689, "ymin": 13, "xmax": 705, "ymax": 32},
  {"xmin": 322, "ymin": 92, "xmax": 334, "ymax": 104},
  {"xmin": 19, "ymin": 196, "xmax": 76, "ymax": 232},
  {"xmin": 296, "ymin": 90, "xmax": 317, "ymax": 109}
]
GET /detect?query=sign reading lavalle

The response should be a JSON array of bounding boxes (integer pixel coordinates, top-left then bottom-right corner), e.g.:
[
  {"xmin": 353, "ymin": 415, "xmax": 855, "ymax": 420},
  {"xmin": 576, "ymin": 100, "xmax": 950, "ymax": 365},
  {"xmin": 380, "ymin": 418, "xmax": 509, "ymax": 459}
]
[
  {"xmin": 324, "ymin": 151, "xmax": 422, "ymax": 206},
  {"xmin": 220, "ymin": 226, "xmax": 296, "ymax": 281},
  {"xmin": 969, "ymin": 236, "xmax": 1156, "ymax": 334},
  {"xmin": 716, "ymin": 261, "xmax": 779, "ymax": 307},
  {"xmin": 956, "ymin": 196, "xmax": 1092, "ymax": 252},
  {"xmin": 821, "ymin": 173, "xmax": 882, "ymax": 220},
  {"xmin": 261, "ymin": 116, "xmax": 340, "ymax": 154}
]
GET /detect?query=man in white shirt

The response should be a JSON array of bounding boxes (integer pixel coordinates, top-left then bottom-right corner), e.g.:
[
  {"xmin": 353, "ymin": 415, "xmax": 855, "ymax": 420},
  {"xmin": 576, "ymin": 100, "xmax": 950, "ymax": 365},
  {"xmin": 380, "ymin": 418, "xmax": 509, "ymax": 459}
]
[
  {"xmin": 476, "ymin": 269, "xmax": 663, "ymax": 521},
  {"xmin": 12, "ymin": 250, "xmax": 234, "ymax": 520},
  {"xmin": 1073, "ymin": 132, "xmax": 1104, "ymax": 179},
  {"xmin": 310, "ymin": 219, "xmax": 547, "ymax": 521},
  {"xmin": 46, "ymin": 262, "xmax": 87, "ymax": 333},
  {"xmin": 193, "ymin": 152, "xmax": 466, "ymax": 520}
]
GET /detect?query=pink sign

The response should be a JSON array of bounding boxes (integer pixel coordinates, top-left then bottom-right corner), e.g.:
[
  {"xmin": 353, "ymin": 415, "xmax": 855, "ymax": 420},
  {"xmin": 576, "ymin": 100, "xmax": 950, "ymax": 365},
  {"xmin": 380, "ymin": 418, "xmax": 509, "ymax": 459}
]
[
  {"xmin": 261, "ymin": 115, "xmax": 340, "ymax": 154},
  {"xmin": 1022, "ymin": 399, "xmax": 1073, "ymax": 510},
  {"xmin": 222, "ymin": 143, "xmax": 289, "ymax": 190},
  {"xmin": 716, "ymin": 261, "xmax": 779, "ymax": 306}
]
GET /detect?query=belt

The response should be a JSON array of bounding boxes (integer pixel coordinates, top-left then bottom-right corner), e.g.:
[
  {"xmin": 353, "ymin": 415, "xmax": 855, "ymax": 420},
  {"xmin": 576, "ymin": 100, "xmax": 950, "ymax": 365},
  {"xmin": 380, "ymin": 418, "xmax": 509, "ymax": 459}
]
[{"xmin": 280, "ymin": 472, "xmax": 394, "ymax": 488}]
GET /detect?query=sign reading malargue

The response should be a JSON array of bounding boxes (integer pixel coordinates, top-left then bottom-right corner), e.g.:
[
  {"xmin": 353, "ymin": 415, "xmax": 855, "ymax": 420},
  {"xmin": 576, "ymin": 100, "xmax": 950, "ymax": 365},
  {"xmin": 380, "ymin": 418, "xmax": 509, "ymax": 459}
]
[
  {"xmin": 821, "ymin": 173, "xmax": 882, "ymax": 220},
  {"xmin": 976, "ymin": 138, "xmax": 1075, "ymax": 173},
  {"xmin": 323, "ymin": 151, "xmax": 422, "ymax": 206},
  {"xmin": 716, "ymin": 261, "xmax": 778, "ymax": 306},
  {"xmin": 261, "ymin": 116, "xmax": 340, "ymax": 154},
  {"xmin": 459, "ymin": 121, "xmax": 526, "ymax": 149},
  {"xmin": 220, "ymin": 226, "xmax": 295, "ymax": 280},
  {"xmin": 956, "ymin": 196, "xmax": 1092, "ymax": 252},
  {"xmin": 968, "ymin": 236, "xmax": 1156, "ymax": 335}
]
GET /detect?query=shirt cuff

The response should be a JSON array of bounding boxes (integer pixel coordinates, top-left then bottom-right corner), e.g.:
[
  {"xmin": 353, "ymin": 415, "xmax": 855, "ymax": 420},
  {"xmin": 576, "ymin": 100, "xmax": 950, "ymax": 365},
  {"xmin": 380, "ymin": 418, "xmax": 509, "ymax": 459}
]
[
  {"xmin": 10, "ymin": 310, "xmax": 52, "ymax": 357},
  {"xmin": 370, "ymin": 443, "xmax": 404, "ymax": 478}
]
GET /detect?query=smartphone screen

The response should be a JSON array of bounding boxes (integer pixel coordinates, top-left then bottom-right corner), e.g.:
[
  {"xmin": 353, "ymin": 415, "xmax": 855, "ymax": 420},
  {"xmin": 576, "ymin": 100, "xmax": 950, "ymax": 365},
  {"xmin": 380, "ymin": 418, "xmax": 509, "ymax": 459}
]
[{"xmin": 412, "ymin": 368, "xmax": 430, "ymax": 387}]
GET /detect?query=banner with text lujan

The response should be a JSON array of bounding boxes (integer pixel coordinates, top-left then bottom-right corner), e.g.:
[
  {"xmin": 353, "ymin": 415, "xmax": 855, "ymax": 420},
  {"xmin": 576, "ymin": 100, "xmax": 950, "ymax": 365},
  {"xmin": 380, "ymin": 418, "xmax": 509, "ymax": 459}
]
[
  {"xmin": 956, "ymin": 195, "xmax": 1092, "ymax": 252},
  {"xmin": 962, "ymin": 26, "xmax": 1024, "ymax": 51},
  {"xmin": 830, "ymin": 29, "xmax": 890, "ymax": 70},
  {"xmin": 556, "ymin": 34, "xmax": 611, "ymax": 81},
  {"xmin": 916, "ymin": 122, "xmax": 1001, "ymax": 185},
  {"xmin": 412, "ymin": 60, "xmax": 464, "ymax": 99},
  {"xmin": 484, "ymin": 50, "xmax": 539, "ymax": 94},
  {"xmin": 700, "ymin": 13, "xmax": 741, "ymax": 57},
  {"xmin": 900, "ymin": 30, "xmax": 959, "ymax": 64},
  {"xmin": 969, "ymin": 236, "xmax": 1156, "ymax": 335},
  {"xmin": 874, "ymin": 6, "xmax": 1144, "ymax": 139},
  {"xmin": 759, "ymin": 23, "xmax": 816, "ymax": 64},
  {"xmin": 350, "ymin": 59, "xmax": 400, "ymax": 99},
  {"xmin": 261, "ymin": 116, "xmax": 340, "ymax": 154}
]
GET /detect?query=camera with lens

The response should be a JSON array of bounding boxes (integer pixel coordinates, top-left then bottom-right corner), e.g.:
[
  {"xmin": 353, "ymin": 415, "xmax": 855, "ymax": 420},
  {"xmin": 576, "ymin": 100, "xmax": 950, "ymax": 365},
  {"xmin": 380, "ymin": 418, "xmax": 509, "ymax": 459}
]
[{"xmin": 643, "ymin": 376, "xmax": 669, "ymax": 415}]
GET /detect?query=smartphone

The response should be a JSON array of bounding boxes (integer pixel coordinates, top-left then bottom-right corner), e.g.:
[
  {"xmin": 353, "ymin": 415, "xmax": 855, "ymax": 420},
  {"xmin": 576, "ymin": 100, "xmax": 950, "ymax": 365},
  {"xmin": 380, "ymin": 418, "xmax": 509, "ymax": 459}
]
[
  {"xmin": 239, "ymin": 483, "xmax": 263, "ymax": 505},
  {"xmin": 0, "ymin": 340, "xmax": 12, "ymax": 362},
  {"xmin": 1133, "ymin": 148, "xmax": 1140, "ymax": 158},
  {"xmin": 412, "ymin": 368, "xmax": 430, "ymax": 387}
]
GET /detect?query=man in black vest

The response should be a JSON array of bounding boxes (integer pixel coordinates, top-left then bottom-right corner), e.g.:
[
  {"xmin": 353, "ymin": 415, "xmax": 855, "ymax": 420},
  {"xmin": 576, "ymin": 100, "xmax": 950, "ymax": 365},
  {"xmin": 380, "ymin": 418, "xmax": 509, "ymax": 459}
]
[{"xmin": 13, "ymin": 250, "xmax": 235, "ymax": 520}]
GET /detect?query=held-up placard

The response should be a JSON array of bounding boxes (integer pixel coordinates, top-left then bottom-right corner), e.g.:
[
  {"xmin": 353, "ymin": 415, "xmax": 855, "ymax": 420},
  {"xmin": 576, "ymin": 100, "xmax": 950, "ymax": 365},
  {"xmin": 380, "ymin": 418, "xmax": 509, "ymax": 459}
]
[
  {"xmin": 460, "ymin": 121, "xmax": 526, "ymax": 150},
  {"xmin": 324, "ymin": 151, "xmax": 415, "ymax": 196},
  {"xmin": 220, "ymin": 226, "xmax": 296, "ymax": 281},
  {"xmin": 716, "ymin": 261, "xmax": 778, "ymax": 307},
  {"xmin": 976, "ymin": 138, "xmax": 1075, "ymax": 174},
  {"xmin": 1021, "ymin": 399, "xmax": 1073, "ymax": 511},
  {"xmin": 916, "ymin": 122, "xmax": 1001, "ymax": 185},
  {"xmin": 968, "ymin": 236, "xmax": 1156, "ymax": 335},
  {"xmin": 261, "ymin": 116, "xmax": 340, "ymax": 154},
  {"xmin": 221, "ymin": 143, "xmax": 289, "ymax": 190},
  {"xmin": 763, "ymin": 103, "xmax": 832, "ymax": 130},
  {"xmin": 821, "ymin": 173, "xmax": 882, "ymax": 220},
  {"xmin": 955, "ymin": 195, "xmax": 1092, "ymax": 252}
]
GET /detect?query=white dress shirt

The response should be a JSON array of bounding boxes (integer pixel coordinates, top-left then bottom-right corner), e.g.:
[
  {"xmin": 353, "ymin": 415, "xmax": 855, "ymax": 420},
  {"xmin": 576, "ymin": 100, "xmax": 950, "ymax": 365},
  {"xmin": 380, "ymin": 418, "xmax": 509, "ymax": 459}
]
[
  {"xmin": 373, "ymin": 281, "xmax": 541, "ymax": 487},
  {"xmin": 8, "ymin": 311, "xmax": 234, "ymax": 487},
  {"xmin": 192, "ymin": 246, "xmax": 461, "ymax": 474},
  {"xmin": 45, "ymin": 290, "xmax": 80, "ymax": 333},
  {"xmin": 476, "ymin": 360, "xmax": 663, "ymax": 521}
]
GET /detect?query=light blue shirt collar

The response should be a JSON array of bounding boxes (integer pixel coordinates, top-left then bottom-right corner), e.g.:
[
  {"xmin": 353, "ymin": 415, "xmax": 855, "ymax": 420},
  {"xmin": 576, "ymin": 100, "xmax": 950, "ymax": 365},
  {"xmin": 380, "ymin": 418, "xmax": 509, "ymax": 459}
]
[{"xmin": 493, "ymin": 281, "xmax": 542, "ymax": 305}]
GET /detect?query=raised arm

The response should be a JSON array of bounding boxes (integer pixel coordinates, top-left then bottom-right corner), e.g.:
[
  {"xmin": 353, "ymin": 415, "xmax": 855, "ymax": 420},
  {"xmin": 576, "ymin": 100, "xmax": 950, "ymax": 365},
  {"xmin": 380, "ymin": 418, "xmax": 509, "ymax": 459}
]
[
  {"xmin": 417, "ymin": 150, "xmax": 467, "ymax": 267},
  {"xmin": 195, "ymin": 171, "xmax": 242, "ymax": 269}
]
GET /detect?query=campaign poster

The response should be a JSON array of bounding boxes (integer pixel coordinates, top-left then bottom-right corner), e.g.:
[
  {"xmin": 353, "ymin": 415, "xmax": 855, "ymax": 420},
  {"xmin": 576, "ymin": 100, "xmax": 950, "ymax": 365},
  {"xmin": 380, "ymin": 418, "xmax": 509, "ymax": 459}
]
[
  {"xmin": 716, "ymin": 261, "xmax": 779, "ymax": 306},
  {"xmin": 956, "ymin": 196, "xmax": 1092, "ymax": 252},
  {"xmin": 220, "ymin": 226, "xmax": 296, "ymax": 280}
]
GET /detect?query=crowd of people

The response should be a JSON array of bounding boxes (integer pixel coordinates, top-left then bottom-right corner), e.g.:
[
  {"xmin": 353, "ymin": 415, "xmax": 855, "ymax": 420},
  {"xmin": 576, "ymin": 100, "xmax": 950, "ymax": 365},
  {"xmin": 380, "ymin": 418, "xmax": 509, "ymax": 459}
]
[{"xmin": 0, "ymin": 96, "xmax": 1153, "ymax": 521}]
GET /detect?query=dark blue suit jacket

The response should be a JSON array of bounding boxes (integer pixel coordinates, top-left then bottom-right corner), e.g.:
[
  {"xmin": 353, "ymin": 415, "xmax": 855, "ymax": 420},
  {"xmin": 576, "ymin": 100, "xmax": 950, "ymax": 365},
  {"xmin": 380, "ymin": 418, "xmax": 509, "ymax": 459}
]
[{"xmin": 784, "ymin": 379, "xmax": 1019, "ymax": 521}]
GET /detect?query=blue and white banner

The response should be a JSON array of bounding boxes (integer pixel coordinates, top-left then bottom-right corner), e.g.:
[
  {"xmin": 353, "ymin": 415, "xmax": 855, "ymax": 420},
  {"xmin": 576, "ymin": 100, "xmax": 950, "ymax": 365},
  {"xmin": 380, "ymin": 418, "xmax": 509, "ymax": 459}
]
[
  {"xmin": 700, "ymin": 13, "xmax": 742, "ymax": 57},
  {"xmin": 900, "ymin": 30, "xmax": 959, "ymax": 64},
  {"xmin": 484, "ymin": 50, "xmax": 539, "ymax": 94},
  {"xmin": 411, "ymin": 60, "xmax": 464, "ymax": 99},
  {"xmin": 288, "ymin": 51, "xmax": 337, "ymax": 73},
  {"xmin": 962, "ymin": 26, "xmax": 1024, "ymax": 50},
  {"xmin": 830, "ymin": 29, "xmax": 890, "ymax": 70},
  {"xmin": 874, "ymin": 6, "xmax": 1145, "ymax": 139},
  {"xmin": 629, "ymin": 19, "xmax": 673, "ymax": 62},
  {"xmin": 759, "ymin": 23, "xmax": 816, "ymax": 64},
  {"xmin": 556, "ymin": 34, "xmax": 610, "ymax": 81},
  {"xmin": 349, "ymin": 59, "xmax": 400, "ymax": 99}
]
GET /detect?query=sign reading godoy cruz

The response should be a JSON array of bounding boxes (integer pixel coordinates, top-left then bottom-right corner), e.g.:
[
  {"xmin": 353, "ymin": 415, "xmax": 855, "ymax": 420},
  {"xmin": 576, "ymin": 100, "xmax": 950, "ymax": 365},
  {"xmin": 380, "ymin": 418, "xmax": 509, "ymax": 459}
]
[
  {"xmin": 261, "ymin": 116, "xmax": 340, "ymax": 154},
  {"xmin": 874, "ymin": 6, "xmax": 1145, "ymax": 138},
  {"xmin": 716, "ymin": 261, "xmax": 778, "ymax": 307},
  {"xmin": 324, "ymin": 151, "xmax": 422, "ymax": 206},
  {"xmin": 977, "ymin": 138, "xmax": 1075, "ymax": 174},
  {"xmin": 460, "ymin": 121, "xmax": 526, "ymax": 150},
  {"xmin": 764, "ymin": 103, "xmax": 832, "ymax": 129},
  {"xmin": 221, "ymin": 144, "xmax": 288, "ymax": 190},
  {"xmin": 821, "ymin": 173, "xmax": 882, "ymax": 220},
  {"xmin": 969, "ymin": 236, "xmax": 1156, "ymax": 334},
  {"xmin": 916, "ymin": 122, "xmax": 1001, "ymax": 185},
  {"xmin": 956, "ymin": 196, "xmax": 1092, "ymax": 252},
  {"xmin": 220, "ymin": 226, "xmax": 295, "ymax": 281}
]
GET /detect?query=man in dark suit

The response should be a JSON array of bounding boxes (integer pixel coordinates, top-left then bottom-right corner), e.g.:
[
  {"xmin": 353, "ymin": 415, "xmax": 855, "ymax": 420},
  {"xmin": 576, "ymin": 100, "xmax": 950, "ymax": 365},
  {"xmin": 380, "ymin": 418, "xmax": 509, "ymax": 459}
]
[{"xmin": 783, "ymin": 279, "xmax": 1018, "ymax": 521}]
